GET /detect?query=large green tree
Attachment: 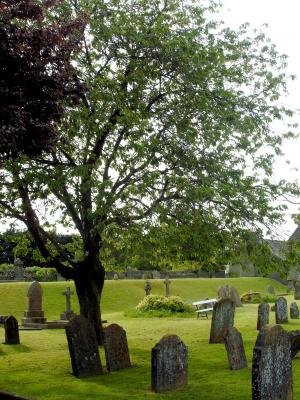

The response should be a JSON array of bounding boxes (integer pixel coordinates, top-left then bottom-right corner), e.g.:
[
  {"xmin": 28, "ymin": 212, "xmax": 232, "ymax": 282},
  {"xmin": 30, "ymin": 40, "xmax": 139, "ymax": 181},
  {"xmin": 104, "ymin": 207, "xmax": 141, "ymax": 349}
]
[{"xmin": 0, "ymin": 0, "xmax": 298, "ymax": 342}]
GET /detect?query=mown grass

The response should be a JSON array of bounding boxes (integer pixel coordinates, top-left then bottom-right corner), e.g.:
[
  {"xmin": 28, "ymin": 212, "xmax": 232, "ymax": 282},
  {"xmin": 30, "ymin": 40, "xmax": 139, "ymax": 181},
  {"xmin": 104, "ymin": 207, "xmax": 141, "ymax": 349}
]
[{"xmin": 0, "ymin": 277, "xmax": 298, "ymax": 400}]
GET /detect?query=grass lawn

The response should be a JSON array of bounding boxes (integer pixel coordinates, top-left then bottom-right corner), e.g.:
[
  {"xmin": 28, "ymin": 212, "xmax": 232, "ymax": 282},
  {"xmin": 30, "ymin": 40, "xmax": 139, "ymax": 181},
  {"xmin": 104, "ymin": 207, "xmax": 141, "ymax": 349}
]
[{"xmin": 0, "ymin": 277, "xmax": 298, "ymax": 400}]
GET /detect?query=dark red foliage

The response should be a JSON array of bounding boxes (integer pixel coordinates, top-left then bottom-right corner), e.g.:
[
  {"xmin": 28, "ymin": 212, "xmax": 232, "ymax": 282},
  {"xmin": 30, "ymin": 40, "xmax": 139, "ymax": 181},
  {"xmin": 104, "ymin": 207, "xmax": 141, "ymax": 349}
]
[{"xmin": 0, "ymin": 0, "xmax": 86, "ymax": 158}]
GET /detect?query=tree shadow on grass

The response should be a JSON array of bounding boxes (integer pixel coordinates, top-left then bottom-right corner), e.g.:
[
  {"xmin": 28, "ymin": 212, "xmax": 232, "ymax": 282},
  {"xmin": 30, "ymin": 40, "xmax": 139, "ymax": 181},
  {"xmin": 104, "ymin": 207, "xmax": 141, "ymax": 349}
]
[{"xmin": 2, "ymin": 344, "xmax": 32, "ymax": 353}]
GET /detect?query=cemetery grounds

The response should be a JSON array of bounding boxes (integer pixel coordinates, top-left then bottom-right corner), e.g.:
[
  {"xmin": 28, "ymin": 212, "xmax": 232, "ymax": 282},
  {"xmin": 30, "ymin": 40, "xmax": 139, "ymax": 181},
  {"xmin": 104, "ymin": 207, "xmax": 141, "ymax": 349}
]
[{"xmin": 0, "ymin": 277, "xmax": 299, "ymax": 400}]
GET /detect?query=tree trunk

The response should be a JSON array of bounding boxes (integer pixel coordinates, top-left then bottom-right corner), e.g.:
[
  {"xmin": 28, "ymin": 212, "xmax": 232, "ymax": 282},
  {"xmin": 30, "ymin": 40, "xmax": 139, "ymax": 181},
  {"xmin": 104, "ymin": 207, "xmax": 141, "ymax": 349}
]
[{"xmin": 74, "ymin": 261, "xmax": 105, "ymax": 345}]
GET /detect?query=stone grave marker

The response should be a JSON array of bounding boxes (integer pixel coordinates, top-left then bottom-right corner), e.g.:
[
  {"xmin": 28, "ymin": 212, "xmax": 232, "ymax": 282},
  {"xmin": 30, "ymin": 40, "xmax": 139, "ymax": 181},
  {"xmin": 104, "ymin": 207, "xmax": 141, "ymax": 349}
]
[
  {"xmin": 151, "ymin": 334, "xmax": 188, "ymax": 392},
  {"xmin": 230, "ymin": 286, "xmax": 242, "ymax": 307},
  {"xmin": 14, "ymin": 258, "xmax": 24, "ymax": 281},
  {"xmin": 275, "ymin": 297, "xmax": 288, "ymax": 324},
  {"xmin": 224, "ymin": 326, "xmax": 247, "ymax": 370},
  {"xmin": 257, "ymin": 303, "xmax": 270, "ymax": 330},
  {"xmin": 267, "ymin": 285, "xmax": 275, "ymax": 295},
  {"xmin": 217, "ymin": 285, "xmax": 230, "ymax": 299},
  {"xmin": 22, "ymin": 281, "xmax": 46, "ymax": 325},
  {"xmin": 209, "ymin": 298, "xmax": 235, "ymax": 344},
  {"xmin": 164, "ymin": 277, "xmax": 171, "ymax": 297},
  {"xmin": 288, "ymin": 330, "xmax": 300, "ymax": 358},
  {"xmin": 252, "ymin": 324, "xmax": 292, "ymax": 400},
  {"xmin": 4, "ymin": 316, "xmax": 20, "ymax": 345},
  {"xmin": 65, "ymin": 315, "xmax": 102, "ymax": 378},
  {"xmin": 294, "ymin": 283, "xmax": 300, "ymax": 300},
  {"xmin": 60, "ymin": 287, "xmax": 75, "ymax": 320},
  {"xmin": 290, "ymin": 302, "xmax": 299, "ymax": 319},
  {"xmin": 144, "ymin": 280, "xmax": 152, "ymax": 296},
  {"xmin": 103, "ymin": 323, "xmax": 131, "ymax": 372}
]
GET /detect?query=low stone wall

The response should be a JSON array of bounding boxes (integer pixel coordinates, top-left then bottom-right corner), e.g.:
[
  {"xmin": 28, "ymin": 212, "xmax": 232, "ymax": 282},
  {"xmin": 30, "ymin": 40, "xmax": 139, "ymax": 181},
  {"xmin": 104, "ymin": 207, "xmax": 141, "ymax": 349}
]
[{"xmin": 105, "ymin": 269, "xmax": 226, "ymax": 280}]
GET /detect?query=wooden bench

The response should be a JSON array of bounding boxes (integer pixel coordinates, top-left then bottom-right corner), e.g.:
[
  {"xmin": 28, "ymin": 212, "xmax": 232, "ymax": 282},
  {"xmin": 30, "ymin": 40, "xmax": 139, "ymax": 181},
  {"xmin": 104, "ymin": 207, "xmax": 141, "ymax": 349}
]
[{"xmin": 192, "ymin": 298, "xmax": 217, "ymax": 319}]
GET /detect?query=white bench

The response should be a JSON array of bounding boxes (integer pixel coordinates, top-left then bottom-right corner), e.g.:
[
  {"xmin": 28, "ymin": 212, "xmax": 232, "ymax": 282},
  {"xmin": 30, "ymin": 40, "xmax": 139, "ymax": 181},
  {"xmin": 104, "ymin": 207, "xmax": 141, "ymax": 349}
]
[{"xmin": 192, "ymin": 298, "xmax": 217, "ymax": 319}]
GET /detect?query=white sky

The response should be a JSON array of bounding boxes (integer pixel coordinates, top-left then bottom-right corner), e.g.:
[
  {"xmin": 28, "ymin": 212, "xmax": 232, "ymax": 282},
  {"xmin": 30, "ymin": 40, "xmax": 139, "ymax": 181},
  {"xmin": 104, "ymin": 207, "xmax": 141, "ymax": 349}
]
[{"xmin": 220, "ymin": 0, "xmax": 300, "ymax": 239}]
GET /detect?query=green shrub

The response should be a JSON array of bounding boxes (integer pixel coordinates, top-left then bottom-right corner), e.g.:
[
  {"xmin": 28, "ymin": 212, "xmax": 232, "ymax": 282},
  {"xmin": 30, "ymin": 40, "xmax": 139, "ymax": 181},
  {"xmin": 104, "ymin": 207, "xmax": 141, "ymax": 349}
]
[
  {"xmin": 0, "ymin": 263, "xmax": 13, "ymax": 273},
  {"xmin": 136, "ymin": 295, "xmax": 194, "ymax": 313},
  {"xmin": 241, "ymin": 291, "xmax": 262, "ymax": 304},
  {"xmin": 261, "ymin": 294, "xmax": 277, "ymax": 303},
  {"xmin": 25, "ymin": 267, "xmax": 57, "ymax": 281},
  {"xmin": 228, "ymin": 272, "xmax": 239, "ymax": 278}
]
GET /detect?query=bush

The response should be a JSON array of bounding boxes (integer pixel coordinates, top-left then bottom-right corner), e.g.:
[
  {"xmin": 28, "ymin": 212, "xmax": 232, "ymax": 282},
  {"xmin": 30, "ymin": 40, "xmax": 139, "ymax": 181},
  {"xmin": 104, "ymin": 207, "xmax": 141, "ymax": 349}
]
[
  {"xmin": 25, "ymin": 267, "xmax": 57, "ymax": 282},
  {"xmin": 136, "ymin": 295, "xmax": 194, "ymax": 313},
  {"xmin": 228, "ymin": 272, "xmax": 239, "ymax": 278},
  {"xmin": 261, "ymin": 295, "xmax": 277, "ymax": 303},
  {"xmin": 0, "ymin": 263, "xmax": 14, "ymax": 280},
  {"xmin": 241, "ymin": 291, "xmax": 262, "ymax": 304}
]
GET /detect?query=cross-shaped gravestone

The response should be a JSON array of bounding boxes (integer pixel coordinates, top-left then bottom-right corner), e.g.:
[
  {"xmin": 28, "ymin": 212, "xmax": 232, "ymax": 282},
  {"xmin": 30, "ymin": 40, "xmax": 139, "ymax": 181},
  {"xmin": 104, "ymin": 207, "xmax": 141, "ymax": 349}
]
[
  {"xmin": 144, "ymin": 280, "xmax": 152, "ymax": 296},
  {"xmin": 60, "ymin": 287, "xmax": 75, "ymax": 321},
  {"xmin": 164, "ymin": 277, "xmax": 171, "ymax": 297}
]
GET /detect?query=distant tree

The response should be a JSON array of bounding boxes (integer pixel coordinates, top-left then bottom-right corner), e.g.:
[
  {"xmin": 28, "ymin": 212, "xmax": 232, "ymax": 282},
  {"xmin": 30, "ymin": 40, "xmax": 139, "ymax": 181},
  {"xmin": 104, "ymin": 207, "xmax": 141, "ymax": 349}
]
[
  {"xmin": 0, "ymin": 0, "xmax": 298, "ymax": 343},
  {"xmin": 0, "ymin": 0, "xmax": 85, "ymax": 157}
]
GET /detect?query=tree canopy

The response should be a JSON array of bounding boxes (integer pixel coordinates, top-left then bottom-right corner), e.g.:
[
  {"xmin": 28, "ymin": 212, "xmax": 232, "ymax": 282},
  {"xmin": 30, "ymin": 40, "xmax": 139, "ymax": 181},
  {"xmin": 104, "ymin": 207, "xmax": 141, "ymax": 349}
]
[{"xmin": 0, "ymin": 0, "xmax": 298, "ymax": 341}]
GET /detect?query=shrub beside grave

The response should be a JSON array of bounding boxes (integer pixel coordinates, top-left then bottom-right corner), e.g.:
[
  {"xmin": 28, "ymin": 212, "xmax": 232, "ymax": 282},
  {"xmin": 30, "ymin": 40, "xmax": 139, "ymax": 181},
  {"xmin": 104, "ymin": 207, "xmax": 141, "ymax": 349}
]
[
  {"xmin": 126, "ymin": 295, "xmax": 194, "ymax": 317},
  {"xmin": 24, "ymin": 267, "xmax": 57, "ymax": 282}
]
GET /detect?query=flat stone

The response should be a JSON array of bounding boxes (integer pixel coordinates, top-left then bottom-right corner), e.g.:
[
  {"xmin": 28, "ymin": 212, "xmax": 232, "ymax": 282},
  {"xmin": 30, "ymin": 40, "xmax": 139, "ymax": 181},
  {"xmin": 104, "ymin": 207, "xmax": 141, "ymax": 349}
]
[
  {"xmin": 4, "ymin": 316, "xmax": 20, "ymax": 345},
  {"xmin": 65, "ymin": 316, "xmax": 103, "ymax": 378},
  {"xmin": 252, "ymin": 324, "xmax": 293, "ymax": 400},
  {"xmin": 104, "ymin": 324, "xmax": 131, "ymax": 372},
  {"xmin": 209, "ymin": 299, "xmax": 235, "ymax": 344},
  {"xmin": 257, "ymin": 303, "xmax": 270, "ymax": 330},
  {"xmin": 275, "ymin": 297, "xmax": 288, "ymax": 324},
  {"xmin": 290, "ymin": 302, "xmax": 299, "ymax": 319},
  {"xmin": 151, "ymin": 334, "xmax": 188, "ymax": 392},
  {"xmin": 224, "ymin": 327, "xmax": 247, "ymax": 370}
]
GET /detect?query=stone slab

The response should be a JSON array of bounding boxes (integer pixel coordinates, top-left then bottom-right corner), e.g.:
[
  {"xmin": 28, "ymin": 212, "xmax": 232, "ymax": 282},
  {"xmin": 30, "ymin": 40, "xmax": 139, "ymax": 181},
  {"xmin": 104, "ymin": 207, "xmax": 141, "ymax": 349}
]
[
  {"xmin": 209, "ymin": 299, "xmax": 235, "ymax": 343},
  {"xmin": 104, "ymin": 324, "xmax": 131, "ymax": 371}
]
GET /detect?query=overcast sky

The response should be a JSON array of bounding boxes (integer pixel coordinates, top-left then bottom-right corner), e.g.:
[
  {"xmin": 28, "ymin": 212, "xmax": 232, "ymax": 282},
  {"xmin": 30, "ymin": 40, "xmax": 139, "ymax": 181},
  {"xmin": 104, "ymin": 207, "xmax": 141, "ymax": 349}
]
[{"xmin": 220, "ymin": 0, "xmax": 300, "ymax": 239}]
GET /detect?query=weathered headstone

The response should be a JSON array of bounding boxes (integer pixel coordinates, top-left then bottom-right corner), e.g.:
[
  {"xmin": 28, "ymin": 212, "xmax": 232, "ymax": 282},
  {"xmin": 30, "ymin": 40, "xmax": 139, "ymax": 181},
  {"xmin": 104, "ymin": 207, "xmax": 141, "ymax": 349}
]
[
  {"xmin": 164, "ymin": 277, "xmax": 171, "ymax": 298},
  {"xmin": 257, "ymin": 303, "xmax": 270, "ymax": 330},
  {"xmin": 267, "ymin": 285, "xmax": 275, "ymax": 295},
  {"xmin": 144, "ymin": 280, "xmax": 152, "ymax": 296},
  {"xmin": 224, "ymin": 327, "xmax": 247, "ymax": 370},
  {"xmin": 290, "ymin": 302, "xmax": 299, "ymax": 319},
  {"xmin": 230, "ymin": 286, "xmax": 242, "ymax": 307},
  {"xmin": 252, "ymin": 325, "xmax": 293, "ymax": 400},
  {"xmin": 151, "ymin": 334, "xmax": 188, "ymax": 392},
  {"xmin": 209, "ymin": 298, "xmax": 235, "ymax": 344},
  {"xmin": 60, "ymin": 287, "xmax": 75, "ymax": 320},
  {"xmin": 275, "ymin": 297, "xmax": 288, "ymax": 324},
  {"xmin": 14, "ymin": 258, "xmax": 24, "ymax": 281},
  {"xmin": 294, "ymin": 283, "xmax": 300, "ymax": 300},
  {"xmin": 22, "ymin": 281, "xmax": 46, "ymax": 325},
  {"xmin": 4, "ymin": 316, "xmax": 20, "ymax": 345},
  {"xmin": 65, "ymin": 316, "xmax": 102, "ymax": 378},
  {"xmin": 217, "ymin": 285, "xmax": 230, "ymax": 299},
  {"xmin": 288, "ymin": 330, "xmax": 300, "ymax": 358},
  {"xmin": 113, "ymin": 273, "xmax": 119, "ymax": 280},
  {"xmin": 103, "ymin": 324, "xmax": 131, "ymax": 372}
]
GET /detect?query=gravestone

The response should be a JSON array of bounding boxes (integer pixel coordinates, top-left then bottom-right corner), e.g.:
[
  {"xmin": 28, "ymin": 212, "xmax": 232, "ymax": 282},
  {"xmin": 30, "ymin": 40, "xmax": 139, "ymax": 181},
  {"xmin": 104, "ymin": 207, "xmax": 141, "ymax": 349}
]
[
  {"xmin": 60, "ymin": 287, "xmax": 75, "ymax": 320},
  {"xmin": 288, "ymin": 330, "xmax": 300, "ymax": 358},
  {"xmin": 257, "ymin": 303, "xmax": 270, "ymax": 330},
  {"xmin": 252, "ymin": 325, "xmax": 292, "ymax": 400},
  {"xmin": 267, "ymin": 285, "xmax": 275, "ymax": 295},
  {"xmin": 275, "ymin": 297, "xmax": 288, "ymax": 324},
  {"xmin": 209, "ymin": 298, "xmax": 235, "ymax": 344},
  {"xmin": 103, "ymin": 324, "xmax": 131, "ymax": 372},
  {"xmin": 65, "ymin": 316, "xmax": 102, "ymax": 378},
  {"xmin": 164, "ymin": 277, "xmax": 171, "ymax": 298},
  {"xmin": 290, "ymin": 302, "xmax": 299, "ymax": 319},
  {"xmin": 230, "ymin": 286, "xmax": 242, "ymax": 307},
  {"xmin": 4, "ymin": 316, "xmax": 20, "ymax": 345},
  {"xmin": 217, "ymin": 285, "xmax": 230, "ymax": 299},
  {"xmin": 22, "ymin": 281, "xmax": 46, "ymax": 325},
  {"xmin": 14, "ymin": 258, "xmax": 24, "ymax": 281},
  {"xmin": 144, "ymin": 280, "xmax": 152, "ymax": 296},
  {"xmin": 151, "ymin": 334, "xmax": 188, "ymax": 392},
  {"xmin": 294, "ymin": 283, "xmax": 300, "ymax": 300},
  {"xmin": 113, "ymin": 273, "xmax": 119, "ymax": 280},
  {"xmin": 224, "ymin": 327, "xmax": 247, "ymax": 370}
]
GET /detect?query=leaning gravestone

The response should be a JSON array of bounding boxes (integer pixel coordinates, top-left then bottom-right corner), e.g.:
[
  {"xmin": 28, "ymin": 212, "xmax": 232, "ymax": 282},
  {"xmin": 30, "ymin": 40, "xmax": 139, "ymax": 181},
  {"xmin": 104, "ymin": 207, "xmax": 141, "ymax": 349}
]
[
  {"xmin": 103, "ymin": 324, "xmax": 131, "ymax": 372},
  {"xmin": 151, "ymin": 334, "xmax": 188, "ymax": 392},
  {"xmin": 267, "ymin": 285, "xmax": 275, "ymax": 295},
  {"xmin": 65, "ymin": 316, "xmax": 102, "ymax": 378},
  {"xmin": 22, "ymin": 281, "xmax": 46, "ymax": 325},
  {"xmin": 209, "ymin": 298, "xmax": 235, "ymax": 344},
  {"xmin": 252, "ymin": 324, "xmax": 292, "ymax": 400},
  {"xmin": 224, "ymin": 327, "xmax": 247, "ymax": 370},
  {"xmin": 4, "ymin": 316, "xmax": 20, "ymax": 345},
  {"xmin": 290, "ymin": 302, "xmax": 299, "ymax": 319},
  {"xmin": 275, "ymin": 297, "xmax": 288, "ymax": 324},
  {"xmin": 230, "ymin": 286, "xmax": 242, "ymax": 307},
  {"xmin": 288, "ymin": 330, "xmax": 300, "ymax": 359},
  {"xmin": 257, "ymin": 303, "xmax": 270, "ymax": 330},
  {"xmin": 294, "ymin": 283, "xmax": 300, "ymax": 300}
]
